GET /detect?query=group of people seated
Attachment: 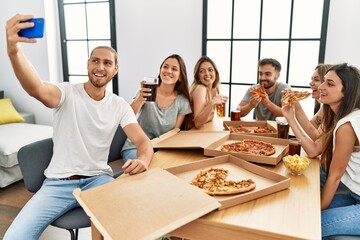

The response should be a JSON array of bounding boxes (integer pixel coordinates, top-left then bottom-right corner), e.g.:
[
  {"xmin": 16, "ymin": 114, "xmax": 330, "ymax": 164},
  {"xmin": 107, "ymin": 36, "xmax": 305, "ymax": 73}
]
[{"xmin": 4, "ymin": 13, "xmax": 360, "ymax": 239}]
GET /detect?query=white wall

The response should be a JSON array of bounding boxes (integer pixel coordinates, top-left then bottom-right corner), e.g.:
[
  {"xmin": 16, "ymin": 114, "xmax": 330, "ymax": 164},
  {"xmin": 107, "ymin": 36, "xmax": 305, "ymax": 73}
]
[
  {"xmin": 0, "ymin": 0, "xmax": 54, "ymax": 125},
  {"xmin": 0, "ymin": 0, "xmax": 202, "ymax": 125},
  {"xmin": 115, "ymin": 0, "xmax": 202, "ymax": 102},
  {"xmin": 325, "ymin": 0, "xmax": 360, "ymax": 67},
  {"xmin": 0, "ymin": 0, "xmax": 358, "ymax": 125}
]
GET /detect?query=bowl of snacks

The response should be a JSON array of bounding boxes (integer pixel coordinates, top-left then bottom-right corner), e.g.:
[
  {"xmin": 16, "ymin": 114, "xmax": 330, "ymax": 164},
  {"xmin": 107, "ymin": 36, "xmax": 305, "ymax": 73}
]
[{"xmin": 283, "ymin": 154, "xmax": 311, "ymax": 175}]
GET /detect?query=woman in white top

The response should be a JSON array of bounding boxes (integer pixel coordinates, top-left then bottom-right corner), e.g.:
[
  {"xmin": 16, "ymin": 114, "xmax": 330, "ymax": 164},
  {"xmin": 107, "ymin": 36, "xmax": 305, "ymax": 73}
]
[{"xmin": 282, "ymin": 63, "xmax": 360, "ymax": 238}]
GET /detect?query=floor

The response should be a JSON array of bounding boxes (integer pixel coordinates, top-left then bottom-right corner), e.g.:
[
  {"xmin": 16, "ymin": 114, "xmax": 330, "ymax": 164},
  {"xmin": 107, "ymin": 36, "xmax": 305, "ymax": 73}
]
[{"xmin": 0, "ymin": 161, "xmax": 122, "ymax": 240}]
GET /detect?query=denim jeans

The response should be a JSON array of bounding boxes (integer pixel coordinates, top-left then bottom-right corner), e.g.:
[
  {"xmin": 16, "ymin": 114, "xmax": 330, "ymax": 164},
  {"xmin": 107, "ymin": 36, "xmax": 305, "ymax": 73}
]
[
  {"xmin": 4, "ymin": 174, "xmax": 113, "ymax": 240},
  {"xmin": 121, "ymin": 148, "xmax": 137, "ymax": 162},
  {"xmin": 320, "ymin": 168, "xmax": 360, "ymax": 238}
]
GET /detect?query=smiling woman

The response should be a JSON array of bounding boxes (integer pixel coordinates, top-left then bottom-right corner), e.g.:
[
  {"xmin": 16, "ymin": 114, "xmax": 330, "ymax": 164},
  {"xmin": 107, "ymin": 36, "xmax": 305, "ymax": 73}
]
[
  {"xmin": 281, "ymin": 63, "xmax": 360, "ymax": 238},
  {"xmin": 187, "ymin": 56, "xmax": 228, "ymax": 129},
  {"xmin": 121, "ymin": 54, "xmax": 192, "ymax": 162}
]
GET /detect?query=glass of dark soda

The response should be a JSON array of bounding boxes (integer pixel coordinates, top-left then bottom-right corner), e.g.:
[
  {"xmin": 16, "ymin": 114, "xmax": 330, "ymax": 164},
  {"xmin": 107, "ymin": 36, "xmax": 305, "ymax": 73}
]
[{"xmin": 143, "ymin": 77, "xmax": 158, "ymax": 102}]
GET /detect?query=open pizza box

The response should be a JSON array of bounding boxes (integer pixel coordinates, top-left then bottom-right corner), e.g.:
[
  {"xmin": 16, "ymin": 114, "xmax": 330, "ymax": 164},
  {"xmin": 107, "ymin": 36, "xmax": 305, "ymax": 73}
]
[
  {"xmin": 73, "ymin": 155, "xmax": 289, "ymax": 239},
  {"xmin": 223, "ymin": 120, "xmax": 278, "ymax": 138},
  {"xmin": 204, "ymin": 133, "xmax": 289, "ymax": 165},
  {"xmin": 152, "ymin": 129, "xmax": 230, "ymax": 149},
  {"xmin": 152, "ymin": 130, "xmax": 288, "ymax": 165},
  {"xmin": 73, "ymin": 167, "xmax": 220, "ymax": 240},
  {"xmin": 165, "ymin": 154, "xmax": 290, "ymax": 210}
]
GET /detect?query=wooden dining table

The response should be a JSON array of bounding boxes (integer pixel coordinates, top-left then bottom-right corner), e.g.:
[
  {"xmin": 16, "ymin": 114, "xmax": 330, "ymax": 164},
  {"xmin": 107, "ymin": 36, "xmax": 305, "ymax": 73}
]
[
  {"xmin": 81, "ymin": 118, "xmax": 322, "ymax": 240},
  {"xmin": 150, "ymin": 118, "xmax": 321, "ymax": 240}
]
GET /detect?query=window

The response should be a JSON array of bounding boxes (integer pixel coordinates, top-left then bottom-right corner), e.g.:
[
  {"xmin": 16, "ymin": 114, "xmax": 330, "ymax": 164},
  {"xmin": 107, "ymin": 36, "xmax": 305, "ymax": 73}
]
[
  {"xmin": 58, "ymin": 0, "xmax": 118, "ymax": 94},
  {"xmin": 203, "ymin": 0, "xmax": 330, "ymax": 119}
]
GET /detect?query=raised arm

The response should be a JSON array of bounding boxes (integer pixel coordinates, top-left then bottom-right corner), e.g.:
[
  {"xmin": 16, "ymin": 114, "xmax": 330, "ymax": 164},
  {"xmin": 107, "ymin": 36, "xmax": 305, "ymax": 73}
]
[
  {"xmin": 294, "ymin": 102, "xmax": 322, "ymax": 141},
  {"xmin": 261, "ymin": 96, "xmax": 283, "ymax": 117},
  {"xmin": 130, "ymin": 80, "xmax": 147, "ymax": 114},
  {"xmin": 281, "ymin": 104, "xmax": 323, "ymax": 158},
  {"xmin": 239, "ymin": 95, "xmax": 261, "ymax": 118},
  {"xmin": 6, "ymin": 14, "xmax": 61, "ymax": 108},
  {"xmin": 192, "ymin": 85, "xmax": 223, "ymax": 128}
]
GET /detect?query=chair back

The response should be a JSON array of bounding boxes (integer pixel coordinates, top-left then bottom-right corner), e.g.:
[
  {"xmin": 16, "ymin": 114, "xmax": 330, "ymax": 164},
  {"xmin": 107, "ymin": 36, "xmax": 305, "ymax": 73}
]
[
  {"xmin": 108, "ymin": 125, "xmax": 127, "ymax": 162},
  {"xmin": 18, "ymin": 125, "xmax": 127, "ymax": 193},
  {"xmin": 18, "ymin": 138, "xmax": 53, "ymax": 193}
]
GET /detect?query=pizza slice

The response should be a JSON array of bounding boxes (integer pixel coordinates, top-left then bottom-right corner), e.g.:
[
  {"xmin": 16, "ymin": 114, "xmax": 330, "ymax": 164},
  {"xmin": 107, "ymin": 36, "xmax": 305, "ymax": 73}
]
[
  {"xmin": 250, "ymin": 85, "xmax": 267, "ymax": 98},
  {"xmin": 282, "ymin": 89, "xmax": 311, "ymax": 105}
]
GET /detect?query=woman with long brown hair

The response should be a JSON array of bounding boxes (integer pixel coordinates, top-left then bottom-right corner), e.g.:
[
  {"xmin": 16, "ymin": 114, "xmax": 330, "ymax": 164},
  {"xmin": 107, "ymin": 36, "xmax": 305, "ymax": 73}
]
[
  {"xmin": 186, "ymin": 56, "xmax": 228, "ymax": 129},
  {"xmin": 122, "ymin": 54, "xmax": 192, "ymax": 161},
  {"xmin": 282, "ymin": 63, "xmax": 360, "ymax": 237}
]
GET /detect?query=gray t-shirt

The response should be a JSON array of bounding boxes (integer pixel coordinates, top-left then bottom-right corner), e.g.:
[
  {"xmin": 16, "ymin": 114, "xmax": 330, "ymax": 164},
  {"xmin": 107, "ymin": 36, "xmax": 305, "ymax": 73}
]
[
  {"xmin": 122, "ymin": 94, "xmax": 192, "ymax": 151},
  {"xmin": 242, "ymin": 82, "xmax": 290, "ymax": 120}
]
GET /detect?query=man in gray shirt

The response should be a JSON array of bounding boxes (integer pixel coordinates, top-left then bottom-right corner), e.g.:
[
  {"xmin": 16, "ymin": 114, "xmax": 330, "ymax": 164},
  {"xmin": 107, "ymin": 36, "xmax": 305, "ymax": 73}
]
[{"xmin": 239, "ymin": 58, "xmax": 290, "ymax": 120}]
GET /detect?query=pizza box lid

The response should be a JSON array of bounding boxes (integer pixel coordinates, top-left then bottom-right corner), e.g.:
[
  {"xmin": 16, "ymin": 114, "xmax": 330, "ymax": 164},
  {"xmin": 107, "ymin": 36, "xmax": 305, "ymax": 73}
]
[
  {"xmin": 165, "ymin": 154, "xmax": 290, "ymax": 210},
  {"xmin": 73, "ymin": 167, "xmax": 220, "ymax": 240},
  {"xmin": 223, "ymin": 120, "xmax": 278, "ymax": 138},
  {"xmin": 204, "ymin": 133, "xmax": 289, "ymax": 165},
  {"xmin": 152, "ymin": 130, "xmax": 230, "ymax": 149}
]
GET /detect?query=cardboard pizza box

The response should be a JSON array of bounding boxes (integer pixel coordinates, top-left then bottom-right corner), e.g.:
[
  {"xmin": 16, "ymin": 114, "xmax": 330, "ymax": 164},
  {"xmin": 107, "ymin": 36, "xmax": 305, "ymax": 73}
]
[
  {"xmin": 73, "ymin": 168, "xmax": 220, "ymax": 240},
  {"xmin": 223, "ymin": 120, "xmax": 278, "ymax": 138},
  {"xmin": 152, "ymin": 130, "xmax": 230, "ymax": 149},
  {"xmin": 73, "ymin": 156, "xmax": 290, "ymax": 239},
  {"xmin": 204, "ymin": 133, "xmax": 289, "ymax": 165},
  {"xmin": 165, "ymin": 155, "xmax": 290, "ymax": 210},
  {"xmin": 150, "ymin": 128, "xmax": 180, "ymax": 145}
]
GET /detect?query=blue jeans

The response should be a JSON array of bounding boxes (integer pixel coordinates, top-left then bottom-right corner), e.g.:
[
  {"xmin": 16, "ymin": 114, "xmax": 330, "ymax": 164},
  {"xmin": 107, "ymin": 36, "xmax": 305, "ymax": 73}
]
[
  {"xmin": 4, "ymin": 174, "xmax": 113, "ymax": 240},
  {"xmin": 320, "ymin": 168, "xmax": 360, "ymax": 238},
  {"xmin": 121, "ymin": 148, "xmax": 137, "ymax": 162}
]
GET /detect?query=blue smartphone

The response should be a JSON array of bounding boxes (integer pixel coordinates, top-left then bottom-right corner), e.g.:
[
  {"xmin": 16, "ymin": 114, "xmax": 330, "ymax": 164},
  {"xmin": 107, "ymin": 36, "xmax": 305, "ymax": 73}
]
[{"xmin": 18, "ymin": 18, "xmax": 45, "ymax": 38}]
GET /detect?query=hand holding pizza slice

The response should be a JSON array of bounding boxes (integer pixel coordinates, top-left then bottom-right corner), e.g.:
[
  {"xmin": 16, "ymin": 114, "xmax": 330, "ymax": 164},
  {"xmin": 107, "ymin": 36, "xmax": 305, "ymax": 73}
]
[
  {"xmin": 281, "ymin": 89, "xmax": 311, "ymax": 105},
  {"xmin": 250, "ymin": 85, "xmax": 267, "ymax": 98}
]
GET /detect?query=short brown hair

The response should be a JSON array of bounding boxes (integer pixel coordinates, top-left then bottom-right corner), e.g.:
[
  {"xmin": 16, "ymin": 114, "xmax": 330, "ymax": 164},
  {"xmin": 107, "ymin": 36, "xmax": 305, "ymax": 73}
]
[
  {"xmin": 259, "ymin": 58, "xmax": 281, "ymax": 72},
  {"xmin": 89, "ymin": 46, "xmax": 118, "ymax": 64}
]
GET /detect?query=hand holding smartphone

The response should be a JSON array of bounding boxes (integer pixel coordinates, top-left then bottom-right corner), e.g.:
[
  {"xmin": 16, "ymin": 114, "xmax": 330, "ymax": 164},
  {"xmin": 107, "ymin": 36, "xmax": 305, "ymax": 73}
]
[{"xmin": 18, "ymin": 18, "xmax": 45, "ymax": 38}]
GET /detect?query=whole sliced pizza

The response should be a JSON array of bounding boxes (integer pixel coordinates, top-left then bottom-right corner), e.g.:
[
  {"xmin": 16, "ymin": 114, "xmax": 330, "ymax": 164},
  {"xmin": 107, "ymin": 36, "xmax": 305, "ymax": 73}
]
[
  {"xmin": 281, "ymin": 89, "xmax": 311, "ymax": 105},
  {"xmin": 191, "ymin": 167, "xmax": 256, "ymax": 196},
  {"xmin": 220, "ymin": 139, "xmax": 276, "ymax": 156}
]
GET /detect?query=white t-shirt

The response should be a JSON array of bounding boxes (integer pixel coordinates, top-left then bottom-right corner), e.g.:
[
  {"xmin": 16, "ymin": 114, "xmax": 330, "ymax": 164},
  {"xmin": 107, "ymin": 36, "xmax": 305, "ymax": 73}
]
[
  {"xmin": 44, "ymin": 83, "xmax": 137, "ymax": 178},
  {"xmin": 335, "ymin": 109, "xmax": 360, "ymax": 195}
]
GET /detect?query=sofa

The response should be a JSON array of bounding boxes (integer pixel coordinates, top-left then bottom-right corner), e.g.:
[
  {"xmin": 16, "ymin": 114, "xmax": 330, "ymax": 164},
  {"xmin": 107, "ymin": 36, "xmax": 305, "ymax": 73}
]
[{"xmin": 0, "ymin": 94, "xmax": 53, "ymax": 187}]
